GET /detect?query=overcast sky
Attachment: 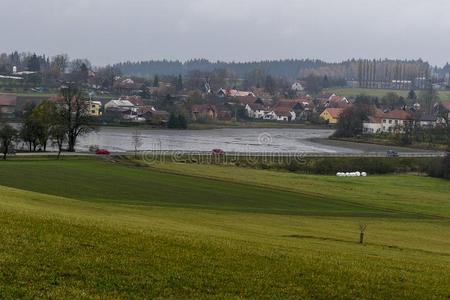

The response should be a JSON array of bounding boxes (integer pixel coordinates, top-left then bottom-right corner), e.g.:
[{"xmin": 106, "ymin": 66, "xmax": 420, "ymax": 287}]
[{"xmin": 1, "ymin": 0, "xmax": 449, "ymax": 66}]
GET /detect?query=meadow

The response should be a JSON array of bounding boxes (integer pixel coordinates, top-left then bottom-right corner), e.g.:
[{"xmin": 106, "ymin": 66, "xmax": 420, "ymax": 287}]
[
  {"xmin": 327, "ymin": 87, "xmax": 450, "ymax": 101},
  {"xmin": 0, "ymin": 157, "xmax": 449, "ymax": 298}
]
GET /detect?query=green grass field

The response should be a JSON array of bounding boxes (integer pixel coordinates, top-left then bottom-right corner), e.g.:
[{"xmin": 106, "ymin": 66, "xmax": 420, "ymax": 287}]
[
  {"xmin": 0, "ymin": 158, "xmax": 449, "ymax": 298},
  {"xmin": 327, "ymin": 87, "xmax": 450, "ymax": 101}
]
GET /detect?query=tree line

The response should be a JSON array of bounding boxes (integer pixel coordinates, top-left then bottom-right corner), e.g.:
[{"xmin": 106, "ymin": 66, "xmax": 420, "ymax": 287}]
[{"xmin": 114, "ymin": 58, "xmax": 450, "ymax": 83}]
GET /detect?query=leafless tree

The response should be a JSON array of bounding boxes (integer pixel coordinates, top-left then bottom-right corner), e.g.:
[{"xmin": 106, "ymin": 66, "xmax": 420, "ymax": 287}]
[
  {"xmin": 132, "ymin": 129, "xmax": 143, "ymax": 159},
  {"xmin": 59, "ymin": 84, "xmax": 94, "ymax": 152}
]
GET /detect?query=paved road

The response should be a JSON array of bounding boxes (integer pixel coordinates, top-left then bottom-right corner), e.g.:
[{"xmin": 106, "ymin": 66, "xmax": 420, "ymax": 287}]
[{"xmin": 13, "ymin": 149, "xmax": 446, "ymax": 158}]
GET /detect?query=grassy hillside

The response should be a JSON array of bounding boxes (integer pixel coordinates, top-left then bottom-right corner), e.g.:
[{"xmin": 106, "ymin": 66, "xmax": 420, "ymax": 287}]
[
  {"xmin": 327, "ymin": 87, "xmax": 450, "ymax": 101},
  {"xmin": 0, "ymin": 158, "xmax": 449, "ymax": 298}
]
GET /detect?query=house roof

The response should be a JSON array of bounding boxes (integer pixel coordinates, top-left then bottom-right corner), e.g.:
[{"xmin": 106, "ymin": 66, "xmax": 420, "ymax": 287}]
[
  {"xmin": 367, "ymin": 116, "xmax": 383, "ymax": 123},
  {"xmin": 322, "ymin": 108, "xmax": 344, "ymax": 119},
  {"xmin": 329, "ymin": 95, "xmax": 348, "ymax": 103},
  {"xmin": 192, "ymin": 104, "xmax": 216, "ymax": 113},
  {"xmin": 247, "ymin": 103, "xmax": 266, "ymax": 111},
  {"xmin": 105, "ymin": 100, "xmax": 135, "ymax": 108},
  {"xmin": 383, "ymin": 109, "xmax": 412, "ymax": 120},
  {"xmin": 236, "ymin": 96, "xmax": 260, "ymax": 105},
  {"xmin": 137, "ymin": 106, "xmax": 155, "ymax": 115},
  {"xmin": 0, "ymin": 94, "xmax": 17, "ymax": 106},
  {"xmin": 274, "ymin": 99, "xmax": 309, "ymax": 109},
  {"xmin": 373, "ymin": 108, "xmax": 385, "ymax": 118},
  {"xmin": 273, "ymin": 107, "xmax": 294, "ymax": 117},
  {"xmin": 144, "ymin": 109, "xmax": 169, "ymax": 117},
  {"xmin": 121, "ymin": 96, "xmax": 145, "ymax": 106},
  {"xmin": 227, "ymin": 89, "xmax": 256, "ymax": 98},
  {"xmin": 440, "ymin": 102, "xmax": 450, "ymax": 111}
]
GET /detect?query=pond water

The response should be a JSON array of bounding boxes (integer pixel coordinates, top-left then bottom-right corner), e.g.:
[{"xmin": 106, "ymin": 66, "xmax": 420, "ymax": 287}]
[{"xmin": 77, "ymin": 127, "xmax": 361, "ymax": 154}]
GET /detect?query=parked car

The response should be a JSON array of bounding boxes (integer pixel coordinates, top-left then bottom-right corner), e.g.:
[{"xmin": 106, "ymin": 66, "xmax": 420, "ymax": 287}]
[
  {"xmin": 212, "ymin": 149, "xmax": 225, "ymax": 155},
  {"xmin": 96, "ymin": 149, "xmax": 110, "ymax": 155},
  {"xmin": 387, "ymin": 150, "xmax": 399, "ymax": 157}
]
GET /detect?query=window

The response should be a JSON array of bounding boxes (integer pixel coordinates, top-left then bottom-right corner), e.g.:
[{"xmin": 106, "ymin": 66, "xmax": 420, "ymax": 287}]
[{"xmin": 389, "ymin": 120, "xmax": 392, "ymax": 124}]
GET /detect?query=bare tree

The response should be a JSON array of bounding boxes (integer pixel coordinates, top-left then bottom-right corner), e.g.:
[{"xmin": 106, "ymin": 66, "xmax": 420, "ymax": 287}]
[
  {"xmin": 59, "ymin": 84, "xmax": 94, "ymax": 152},
  {"xmin": 132, "ymin": 129, "xmax": 143, "ymax": 159},
  {"xmin": 50, "ymin": 124, "xmax": 67, "ymax": 159},
  {"xmin": 50, "ymin": 54, "xmax": 69, "ymax": 79}
]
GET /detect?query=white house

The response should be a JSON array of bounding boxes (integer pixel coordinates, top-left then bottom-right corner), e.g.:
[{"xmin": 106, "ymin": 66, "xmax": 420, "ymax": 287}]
[
  {"xmin": 245, "ymin": 103, "xmax": 267, "ymax": 119},
  {"xmin": 363, "ymin": 116, "xmax": 383, "ymax": 134},
  {"xmin": 104, "ymin": 99, "xmax": 135, "ymax": 110},
  {"xmin": 264, "ymin": 109, "xmax": 296, "ymax": 122},
  {"xmin": 381, "ymin": 109, "xmax": 413, "ymax": 133},
  {"xmin": 291, "ymin": 82, "xmax": 304, "ymax": 91},
  {"xmin": 218, "ymin": 88, "xmax": 256, "ymax": 98}
]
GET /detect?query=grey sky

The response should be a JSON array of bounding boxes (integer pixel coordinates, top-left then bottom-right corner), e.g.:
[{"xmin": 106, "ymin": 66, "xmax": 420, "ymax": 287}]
[{"xmin": 1, "ymin": 0, "xmax": 449, "ymax": 66}]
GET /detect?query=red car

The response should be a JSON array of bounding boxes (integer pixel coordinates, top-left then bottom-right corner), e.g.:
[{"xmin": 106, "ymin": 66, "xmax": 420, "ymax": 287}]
[{"xmin": 96, "ymin": 149, "xmax": 110, "ymax": 155}]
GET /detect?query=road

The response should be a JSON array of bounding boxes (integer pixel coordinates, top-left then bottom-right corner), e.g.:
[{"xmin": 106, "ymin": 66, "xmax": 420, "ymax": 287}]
[{"xmin": 14, "ymin": 150, "xmax": 444, "ymax": 158}]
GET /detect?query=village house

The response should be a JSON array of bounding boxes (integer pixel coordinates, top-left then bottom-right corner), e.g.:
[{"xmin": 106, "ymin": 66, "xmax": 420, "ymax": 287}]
[
  {"xmin": 104, "ymin": 99, "xmax": 135, "ymax": 111},
  {"xmin": 320, "ymin": 108, "xmax": 344, "ymax": 124},
  {"xmin": 273, "ymin": 98, "xmax": 311, "ymax": 121},
  {"xmin": 362, "ymin": 109, "xmax": 385, "ymax": 134},
  {"xmin": 191, "ymin": 104, "xmax": 217, "ymax": 121},
  {"xmin": 419, "ymin": 113, "xmax": 445, "ymax": 128},
  {"xmin": 363, "ymin": 115, "xmax": 383, "ymax": 134},
  {"xmin": 104, "ymin": 99, "xmax": 144, "ymax": 122},
  {"xmin": 435, "ymin": 102, "xmax": 450, "ymax": 121},
  {"xmin": 291, "ymin": 82, "xmax": 304, "ymax": 92},
  {"xmin": 381, "ymin": 109, "xmax": 414, "ymax": 133},
  {"xmin": 121, "ymin": 95, "xmax": 145, "ymax": 107},
  {"xmin": 114, "ymin": 78, "xmax": 139, "ymax": 95},
  {"xmin": 88, "ymin": 100, "xmax": 103, "ymax": 117},
  {"xmin": 316, "ymin": 93, "xmax": 336, "ymax": 103},
  {"xmin": 273, "ymin": 108, "xmax": 296, "ymax": 122},
  {"xmin": 218, "ymin": 88, "xmax": 256, "ymax": 98},
  {"xmin": 138, "ymin": 107, "xmax": 170, "ymax": 125},
  {"xmin": 245, "ymin": 103, "xmax": 268, "ymax": 119},
  {"xmin": 262, "ymin": 108, "xmax": 296, "ymax": 122},
  {"xmin": 315, "ymin": 93, "xmax": 350, "ymax": 111},
  {"xmin": 0, "ymin": 94, "xmax": 17, "ymax": 118}
]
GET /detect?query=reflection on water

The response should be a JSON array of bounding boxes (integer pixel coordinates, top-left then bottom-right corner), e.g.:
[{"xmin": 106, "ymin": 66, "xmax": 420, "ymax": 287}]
[{"xmin": 78, "ymin": 127, "xmax": 361, "ymax": 154}]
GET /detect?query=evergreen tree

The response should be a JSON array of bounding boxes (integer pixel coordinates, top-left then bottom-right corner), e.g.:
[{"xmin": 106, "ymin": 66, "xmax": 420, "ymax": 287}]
[
  {"xmin": 177, "ymin": 114, "xmax": 188, "ymax": 129},
  {"xmin": 176, "ymin": 74, "xmax": 183, "ymax": 92},
  {"xmin": 408, "ymin": 89, "xmax": 417, "ymax": 100},
  {"xmin": 153, "ymin": 75, "xmax": 160, "ymax": 87},
  {"xmin": 167, "ymin": 113, "xmax": 179, "ymax": 129}
]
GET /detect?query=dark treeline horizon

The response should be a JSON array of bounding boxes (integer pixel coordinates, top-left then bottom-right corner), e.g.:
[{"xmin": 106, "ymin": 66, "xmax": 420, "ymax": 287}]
[{"xmin": 113, "ymin": 58, "xmax": 450, "ymax": 82}]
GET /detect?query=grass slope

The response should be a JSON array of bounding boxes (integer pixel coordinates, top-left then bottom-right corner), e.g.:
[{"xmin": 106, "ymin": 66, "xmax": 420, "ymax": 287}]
[
  {"xmin": 326, "ymin": 87, "xmax": 450, "ymax": 101},
  {"xmin": 0, "ymin": 158, "xmax": 449, "ymax": 298}
]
